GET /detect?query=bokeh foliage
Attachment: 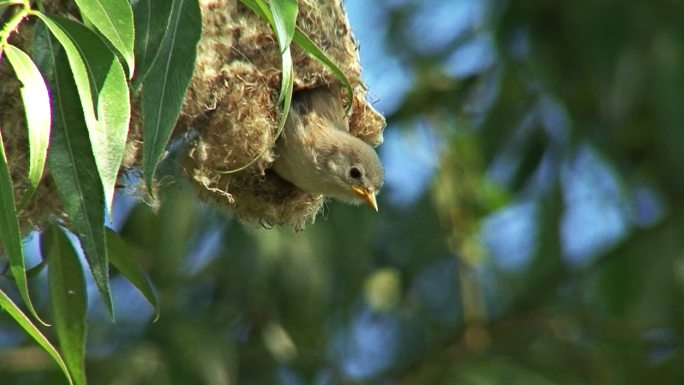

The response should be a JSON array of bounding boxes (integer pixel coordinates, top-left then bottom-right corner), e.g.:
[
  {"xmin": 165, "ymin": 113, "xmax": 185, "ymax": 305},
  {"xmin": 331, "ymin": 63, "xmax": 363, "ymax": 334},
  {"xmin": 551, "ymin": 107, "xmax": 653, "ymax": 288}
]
[{"xmin": 1, "ymin": 0, "xmax": 683, "ymax": 384}]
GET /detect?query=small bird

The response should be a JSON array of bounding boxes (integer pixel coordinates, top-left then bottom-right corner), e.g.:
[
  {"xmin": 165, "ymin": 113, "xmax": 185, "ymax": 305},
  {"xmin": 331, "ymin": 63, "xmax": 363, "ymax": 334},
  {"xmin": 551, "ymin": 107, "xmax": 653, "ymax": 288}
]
[{"xmin": 272, "ymin": 87, "xmax": 384, "ymax": 211}]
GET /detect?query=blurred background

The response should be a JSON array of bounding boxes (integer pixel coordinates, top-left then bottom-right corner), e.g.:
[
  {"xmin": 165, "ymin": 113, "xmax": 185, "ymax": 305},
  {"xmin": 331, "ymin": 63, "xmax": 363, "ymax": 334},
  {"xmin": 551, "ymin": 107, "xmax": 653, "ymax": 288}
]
[{"xmin": 1, "ymin": 0, "xmax": 683, "ymax": 383}]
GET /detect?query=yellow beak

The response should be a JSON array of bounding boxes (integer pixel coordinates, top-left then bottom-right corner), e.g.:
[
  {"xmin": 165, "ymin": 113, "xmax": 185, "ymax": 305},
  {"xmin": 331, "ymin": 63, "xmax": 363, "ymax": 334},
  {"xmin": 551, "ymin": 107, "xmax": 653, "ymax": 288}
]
[{"xmin": 351, "ymin": 186, "xmax": 378, "ymax": 212}]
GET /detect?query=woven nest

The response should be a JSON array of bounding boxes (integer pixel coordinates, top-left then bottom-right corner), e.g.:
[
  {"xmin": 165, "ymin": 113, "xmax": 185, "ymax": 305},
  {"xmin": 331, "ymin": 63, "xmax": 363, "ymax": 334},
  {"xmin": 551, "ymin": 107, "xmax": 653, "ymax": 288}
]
[{"xmin": 1, "ymin": 0, "xmax": 385, "ymax": 233}]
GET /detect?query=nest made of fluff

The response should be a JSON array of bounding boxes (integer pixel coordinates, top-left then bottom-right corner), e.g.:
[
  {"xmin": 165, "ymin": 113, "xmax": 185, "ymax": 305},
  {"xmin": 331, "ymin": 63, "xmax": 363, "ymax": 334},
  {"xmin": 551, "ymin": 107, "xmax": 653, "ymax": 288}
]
[
  {"xmin": 1, "ymin": 0, "xmax": 385, "ymax": 233},
  {"xmin": 143, "ymin": 0, "xmax": 385, "ymax": 230}
]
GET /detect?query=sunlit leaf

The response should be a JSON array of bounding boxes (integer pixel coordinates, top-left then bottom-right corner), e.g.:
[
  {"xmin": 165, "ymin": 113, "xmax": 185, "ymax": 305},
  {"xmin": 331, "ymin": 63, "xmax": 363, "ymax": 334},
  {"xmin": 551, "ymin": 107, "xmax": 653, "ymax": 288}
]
[
  {"xmin": 141, "ymin": 0, "xmax": 201, "ymax": 191},
  {"xmin": 239, "ymin": 0, "xmax": 353, "ymax": 113},
  {"xmin": 0, "ymin": 289, "xmax": 73, "ymax": 385},
  {"xmin": 217, "ymin": 52, "xmax": 293, "ymax": 175},
  {"xmin": 215, "ymin": 0, "xmax": 294, "ymax": 174},
  {"xmin": 73, "ymin": 0, "xmax": 135, "ymax": 77},
  {"xmin": 43, "ymin": 225, "xmax": 87, "ymax": 385},
  {"xmin": 0, "ymin": 134, "xmax": 46, "ymax": 326},
  {"xmin": 34, "ymin": 13, "xmax": 130, "ymax": 213},
  {"xmin": 268, "ymin": 0, "xmax": 297, "ymax": 53},
  {"xmin": 3, "ymin": 45, "xmax": 51, "ymax": 209},
  {"xmin": 239, "ymin": 0, "xmax": 268, "ymax": 20},
  {"xmin": 33, "ymin": 13, "xmax": 97, "ymax": 135},
  {"xmin": 267, "ymin": 0, "xmax": 296, "ymax": 107},
  {"xmin": 239, "ymin": 0, "xmax": 295, "ymax": 106},
  {"xmin": 43, "ymin": 35, "xmax": 113, "ymax": 318},
  {"xmin": 132, "ymin": 0, "xmax": 173, "ymax": 90},
  {"xmin": 275, "ymin": 49, "xmax": 293, "ymax": 134},
  {"xmin": 106, "ymin": 228, "xmax": 159, "ymax": 321}
]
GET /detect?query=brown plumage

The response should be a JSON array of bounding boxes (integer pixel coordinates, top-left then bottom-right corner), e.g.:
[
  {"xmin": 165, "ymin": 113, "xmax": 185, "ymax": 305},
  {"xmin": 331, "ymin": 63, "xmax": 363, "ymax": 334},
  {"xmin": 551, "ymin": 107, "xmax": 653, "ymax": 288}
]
[{"xmin": 272, "ymin": 87, "xmax": 384, "ymax": 211}]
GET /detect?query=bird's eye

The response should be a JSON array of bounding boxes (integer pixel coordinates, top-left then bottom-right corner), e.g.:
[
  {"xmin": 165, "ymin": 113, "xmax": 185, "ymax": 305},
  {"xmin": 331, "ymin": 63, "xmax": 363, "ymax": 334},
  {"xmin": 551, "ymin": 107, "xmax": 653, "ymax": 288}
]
[{"xmin": 349, "ymin": 167, "xmax": 362, "ymax": 179}]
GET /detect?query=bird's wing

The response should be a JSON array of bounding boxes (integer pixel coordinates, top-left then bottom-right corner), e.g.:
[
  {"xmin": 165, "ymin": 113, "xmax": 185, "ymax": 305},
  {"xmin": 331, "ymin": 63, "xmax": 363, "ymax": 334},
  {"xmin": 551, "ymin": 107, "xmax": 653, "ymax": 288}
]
[{"xmin": 300, "ymin": 87, "xmax": 349, "ymax": 132}]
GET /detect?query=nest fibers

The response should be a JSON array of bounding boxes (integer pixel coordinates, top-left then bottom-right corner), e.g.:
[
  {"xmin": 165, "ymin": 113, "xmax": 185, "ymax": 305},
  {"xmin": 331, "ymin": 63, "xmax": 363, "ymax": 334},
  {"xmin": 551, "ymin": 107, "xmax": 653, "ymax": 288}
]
[
  {"xmin": 1, "ymin": 0, "xmax": 385, "ymax": 233},
  {"xmin": 163, "ymin": 0, "xmax": 385, "ymax": 230}
]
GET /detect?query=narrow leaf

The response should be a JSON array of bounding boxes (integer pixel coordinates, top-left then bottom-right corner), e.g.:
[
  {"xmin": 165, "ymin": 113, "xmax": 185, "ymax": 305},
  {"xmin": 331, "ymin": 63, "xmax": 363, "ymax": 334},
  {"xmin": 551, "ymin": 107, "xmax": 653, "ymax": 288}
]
[
  {"xmin": 0, "ymin": 289, "xmax": 73, "ymax": 385},
  {"xmin": 239, "ymin": 0, "xmax": 294, "ymax": 112},
  {"xmin": 33, "ymin": 14, "xmax": 129, "ymax": 212},
  {"xmin": 43, "ymin": 225, "xmax": 87, "ymax": 385},
  {"xmin": 293, "ymin": 29, "xmax": 354, "ymax": 114},
  {"xmin": 34, "ymin": 13, "xmax": 130, "ymax": 213},
  {"xmin": 250, "ymin": 0, "xmax": 273, "ymax": 27},
  {"xmin": 132, "ymin": 0, "xmax": 173, "ymax": 89},
  {"xmin": 2, "ymin": 259, "xmax": 48, "ymax": 281},
  {"xmin": 268, "ymin": 0, "xmax": 296, "ymax": 106},
  {"xmin": 0, "ymin": 134, "xmax": 47, "ymax": 325},
  {"xmin": 239, "ymin": 0, "xmax": 269, "ymax": 20},
  {"xmin": 142, "ymin": 0, "xmax": 201, "ymax": 191},
  {"xmin": 73, "ymin": 0, "xmax": 135, "ymax": 77},
  {"xmin": 268, "ymin": 0, "xmax": 298, "ymax": 52},
  {"xmin": 30, "ymin": 22, "xmax": 55, "ymax": 80},
  {"xmin": 106, "ymin": 228, "xmax": 159, "ymax": 320},
  {"xmin": 94, "ymin": 59, "xmax": 129, "ymax": 214},
  {"xmin": 43, "ymin": 36, "xmax": 113, "ymax": 317},
  {"xmin": 34, "ymin": 13, "xmax": 97, "ymax": 141},
  {"xmin": 3, "ymin": 45, "xmax": 51, "ymax": 208},
  {"xmin": 273, "ymin": 52, "xmax": 294, "ymax": 147},
  {"xmin": 219, "ymin": 0, "xmax": 293, "ymax": 173},
  {"xmin": 239, "ymin": 0, "xmax": 353, "ymax": 113}
]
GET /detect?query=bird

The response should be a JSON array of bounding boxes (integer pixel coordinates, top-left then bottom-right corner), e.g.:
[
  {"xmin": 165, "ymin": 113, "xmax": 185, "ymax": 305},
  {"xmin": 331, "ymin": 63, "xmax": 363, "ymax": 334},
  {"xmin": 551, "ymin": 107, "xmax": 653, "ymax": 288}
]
[{"xmin": 271, "ymin": 87, "xmax": 384, "ymax": 211}]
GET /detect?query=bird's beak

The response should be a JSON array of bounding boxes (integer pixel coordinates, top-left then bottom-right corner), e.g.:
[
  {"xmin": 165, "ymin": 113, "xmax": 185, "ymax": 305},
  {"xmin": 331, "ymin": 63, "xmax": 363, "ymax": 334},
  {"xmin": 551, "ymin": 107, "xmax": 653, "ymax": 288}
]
[{"xmin": 351, "ymin": 186, "xmax": 378, "ymax": 212}]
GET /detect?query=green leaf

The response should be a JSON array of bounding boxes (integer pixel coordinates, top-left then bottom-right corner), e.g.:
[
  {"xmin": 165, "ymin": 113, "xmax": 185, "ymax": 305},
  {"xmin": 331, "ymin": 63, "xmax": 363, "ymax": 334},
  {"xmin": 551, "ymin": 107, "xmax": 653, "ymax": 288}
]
[
  {"xmin": 5, "ymin": 45, "xmax": 52, "ymax": 210},
  {"xmin": 220, "ymin": 0, "xmax": 292, "ymax": 173},
  {"xmin": 0, "ymin": 134, "xmax": 47, "ymax": 326},
  {"xmin": 239, "ymin": 0, "xmax": 269, "ymax": 20},
  {"xmin": 3, "ymin": 45, "xmax": 52, "ymax": 209},
  {"xmin": 272, "ymin": 50, "xmax": 293, "ymax": 151},
  {"xmin": 31, "ymin": 22, "xmax": 55, "ymax": 80},
  {"xmin": 281, "ymin": 46, "xmax": 294, "ymax": 104},
  {"xmin": 241, "ymin": 0, "xmax": 291, "ymax": 103},
  {"xmin": 132, "ymin": 0, "xmax": 173, "ymax": 90},
  {"xmin": 141, "ymin": 0, "xmax": 201, "ymax": 191},
  {"xmin": 73, "ymin": 0, "xmax": 135, "ymax": 78},
  {"xmin": 268, "ymin": 0, "xmax": 298, "ymax": 53},
  {"xmin": 238, "ymin": 0, "xmax": 295, "ymax": 114},
  {"xmin": 267, "ymin": 0, "xmax": 296, "ymax": 106},
  {"xmin": 239, "ymin": 0, "xmax": 353, "ymax": 113},
  {"xmin": 106, "ymin": 228, "xmax": 159, "ymax": 321},
  {"xmin": 2, "ymin": 258, "xmax": 48, "ymax": 281},
  {"xmin": 33, "ymin": 13, "xmax": 98, "ymax": 137},
  {"xmin": 0, "ymin": 0, "xmax": 21, "ymax": 7},
  {"xmin": 44, "ymin": 36, "xmax": 113, "ymax": 318},
  {"xmin": 43, "ymin": 224, "xmax": 87, "ymax": 385},
  {"xmin": 34, "ymin": 13, "xmax": 130, "ymax": 213},
  {"xmin": 293, "ymin": 29, "xmax": 354, "ymax": 114},
  {"xmin": 5, "ymin": 45, "xmax": 52, "ymax": 207},
  {"xmin": 0, "ymin": 289, "xmax": 73, "ymax": 385}
]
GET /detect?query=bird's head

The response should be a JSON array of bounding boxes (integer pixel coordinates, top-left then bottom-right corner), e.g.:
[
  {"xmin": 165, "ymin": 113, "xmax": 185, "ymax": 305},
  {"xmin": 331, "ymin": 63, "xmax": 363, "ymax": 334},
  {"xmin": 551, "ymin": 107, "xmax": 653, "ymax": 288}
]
[
  {"xmin": 321, "ymin": 135, "xmax": 384, "ymax": 211},
  {"xmin": 273, "ymin": 86, "xmax": 385, "ymax": 212}
]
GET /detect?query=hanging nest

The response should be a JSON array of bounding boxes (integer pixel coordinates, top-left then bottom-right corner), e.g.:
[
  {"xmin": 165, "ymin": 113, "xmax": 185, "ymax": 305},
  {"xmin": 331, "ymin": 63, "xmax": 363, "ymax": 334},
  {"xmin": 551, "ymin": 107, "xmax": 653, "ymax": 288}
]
[
  {"xmin": 1, "ymin": 0, "xmax": 385, "ymax": 233},
  {"xmin": 166, "ymin": 0, "xmax": 385, "ymax": 230}
]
